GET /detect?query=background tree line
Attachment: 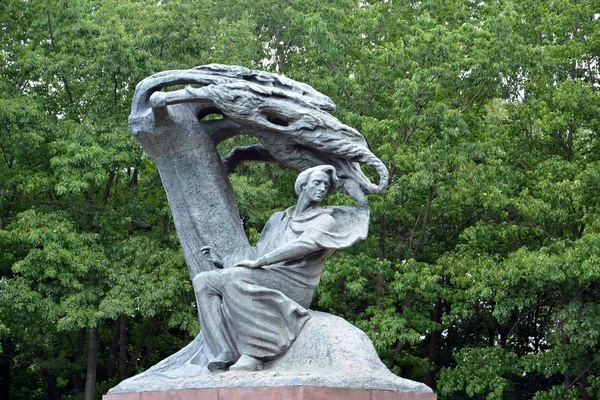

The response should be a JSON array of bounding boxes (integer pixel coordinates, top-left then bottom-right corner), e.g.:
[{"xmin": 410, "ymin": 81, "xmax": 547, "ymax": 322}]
[{"xmin": 0, "ymin": 0, "xmax": 598, "ymax": 399}]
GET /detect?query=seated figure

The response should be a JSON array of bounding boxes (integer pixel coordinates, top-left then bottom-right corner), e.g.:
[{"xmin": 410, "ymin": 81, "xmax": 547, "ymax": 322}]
[{"xmin": 193, "ymin": 165, "xmax": 369, "ymax": 372}]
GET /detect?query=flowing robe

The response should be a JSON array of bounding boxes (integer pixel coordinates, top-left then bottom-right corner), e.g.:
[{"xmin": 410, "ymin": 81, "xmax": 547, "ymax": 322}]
[{"xmin": 192, "ymin": 205, "xmax": 368, "ymax": 361}]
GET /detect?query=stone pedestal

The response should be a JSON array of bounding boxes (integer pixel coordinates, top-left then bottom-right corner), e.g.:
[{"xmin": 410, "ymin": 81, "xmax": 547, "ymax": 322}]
[
  {"xmin": 108, "ymin": 313, "xmax": 433, "ymax": 396},
  {"xmin": 103, "ymin": 386, "xmax": 436, "ymax": 400}
]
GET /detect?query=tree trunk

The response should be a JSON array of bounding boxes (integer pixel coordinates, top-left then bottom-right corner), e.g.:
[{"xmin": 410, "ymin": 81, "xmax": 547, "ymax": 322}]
[
  {"xmin": 73, "ymin": 328, "xmax": 86, "ymax": 391},
  {"xmin": 119, "ymin": 316, "xmax": 127, "ymax": 380},
  {"xmin": 0, "ymin": 340, "xmax": 11, "ymax": 400},
  {"xmin": 84, "ymin": 327, "xmax": 99, "ymax": 400},
  {"xmin": 581, "ymin": 349, "xmax": 593, "ymax": 400},
  {"xmin": 129, "ymin": 75, "xmax": 251, "ymax": 279},
  {"xmin": 107, "ymin": 320, "xmax": 119, "ymax": 380},
  {"xmin": 42, "ymin": 369, "xmax": 61, "ymax": 400},
  {"xmin": 426, "ymin": 297, "xmax": 444, "ymax": 388},
  {"xmin": 102, "ymin": 171, "xmax": 116, "ymax": 205},
  {"xmin": 559, "ymin": 289, "xmax": 570, "ymax": 387},
  {"xmin": 473, "ymin": 303, "xmax": 480, "ymax": 346},
  {"xmin": 127, "ymin": 319, "xmax": 151, "ymax": 377}
]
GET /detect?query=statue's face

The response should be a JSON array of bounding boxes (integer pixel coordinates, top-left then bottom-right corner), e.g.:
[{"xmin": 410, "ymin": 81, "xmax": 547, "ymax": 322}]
[{"xmin": 304, "ymin": 170, "xmax": 331, "ymax": 203}]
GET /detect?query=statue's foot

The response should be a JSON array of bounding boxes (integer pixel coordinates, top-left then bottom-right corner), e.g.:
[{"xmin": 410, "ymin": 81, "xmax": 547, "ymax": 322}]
[
  {"xmin": 229, "ymin": 354, "xmax": 264, "ymax": 371},
  {"xmin": 207, "ymin": 352, "xmax": 237, "ymax": 372}
]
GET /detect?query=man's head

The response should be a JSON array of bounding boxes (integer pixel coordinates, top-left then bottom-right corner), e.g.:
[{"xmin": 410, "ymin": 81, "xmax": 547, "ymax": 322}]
[{"xmin": 294, "ymin": 165, "xmax": 338, "ymax": 201}]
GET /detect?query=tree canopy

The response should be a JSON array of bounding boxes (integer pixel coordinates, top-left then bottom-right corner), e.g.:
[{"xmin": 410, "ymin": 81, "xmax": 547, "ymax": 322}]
[{"xmin": 1, "ymin": 0, "xmax": 598, "ymax": 399}]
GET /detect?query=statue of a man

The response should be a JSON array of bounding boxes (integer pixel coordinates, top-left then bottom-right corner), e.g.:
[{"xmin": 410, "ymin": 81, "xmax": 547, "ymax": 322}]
[{"xmin": 193, "ymin": 165, "xmax": 369, "ymax": 372}]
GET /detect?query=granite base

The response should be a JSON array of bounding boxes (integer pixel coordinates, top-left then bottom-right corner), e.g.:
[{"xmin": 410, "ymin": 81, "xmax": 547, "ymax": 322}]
[{"xmin": 103, "ymin": 387, "xmax": 436, "ymax": 400}]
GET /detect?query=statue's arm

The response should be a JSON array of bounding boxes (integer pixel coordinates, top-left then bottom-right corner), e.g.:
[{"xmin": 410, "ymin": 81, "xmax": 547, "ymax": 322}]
[
  {"xmin": 233, "ymin": 216, "xmax": 335, "ymax": 268},
  {"xmin": 258, "ymin": 235, "xmax": 323, "ymax": 266},
  {"xmin": 201, "ymin": 245, "xmax": 259, "ymax": 269}
]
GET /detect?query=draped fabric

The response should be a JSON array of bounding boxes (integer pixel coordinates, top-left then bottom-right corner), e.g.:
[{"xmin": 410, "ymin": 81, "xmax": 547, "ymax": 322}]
[{"xmin": 194, "ymin": 205, "xmax": 369, "ymax": 360}]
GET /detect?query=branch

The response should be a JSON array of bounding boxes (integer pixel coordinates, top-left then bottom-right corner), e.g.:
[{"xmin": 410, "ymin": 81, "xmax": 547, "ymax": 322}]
[
  {"xmin": 0, "ymin": 141, "xmax": 13, "ymax": 168},
  {"xmin": 202, "ymin": 117, "xmax": 244, "ymax": 144},
  {"xmin": 404, "ymin": 92, "xmax": 426, "ymax": 145},
  {"xmin": 221, "ymin": 144, "xmax": 280, "ymax": 174},
  {"xmin": 413, "ymin": 186, "xmax": 434, "ymax": 259},
  {"xmin": 461, "ymin": 82, "xmax": 486, "ymax": 113},
  {"xmin": 567, "ymin": 352, "xmax": 599, "ymax": 390},
  {"xmin": 102, "ymin": 171, "xmax": 116, "ymax": 205},
  {"xmin": 83, "ymin": 191, "xmax": 95, "ymax": 205}
]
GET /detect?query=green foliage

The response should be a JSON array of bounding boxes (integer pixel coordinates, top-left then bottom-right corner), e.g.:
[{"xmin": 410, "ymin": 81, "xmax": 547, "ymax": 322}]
[
  {"xmin": 439, "ymin": 347, "xmax": 520, "ymax": 400},
  {"xmin": 1, "ymin": 0, "xmax": 599, "ymax": 399}
]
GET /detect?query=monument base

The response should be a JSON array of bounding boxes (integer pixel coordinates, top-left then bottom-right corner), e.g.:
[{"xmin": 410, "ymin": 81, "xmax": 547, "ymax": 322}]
[
  {"xmin": 103, "ymin": 386, "xmax": 436, "ymax": 400},
  {"xmin": 108, "ymin": 312, "xmax": 433, "ymax": 396}
]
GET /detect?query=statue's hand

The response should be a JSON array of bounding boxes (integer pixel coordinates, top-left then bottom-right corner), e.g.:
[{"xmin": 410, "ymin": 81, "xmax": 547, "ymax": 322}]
[
  {"xmin": 201, "ymin": 246, "xmax": 224, "ymax": 269},
  {"xmin": 233, "ymin": 259, "xmax": 265, "ymax": 269}
]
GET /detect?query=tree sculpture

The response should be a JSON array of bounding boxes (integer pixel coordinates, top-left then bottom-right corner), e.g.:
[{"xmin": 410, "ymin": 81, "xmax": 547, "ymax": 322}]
[
  {"xmin": 109, "ymin": 64, "xmax": 432, "ymax": 395},
  {"xmin": 129, "ymin": 64, "xmax": 388, "ymax": 278}
]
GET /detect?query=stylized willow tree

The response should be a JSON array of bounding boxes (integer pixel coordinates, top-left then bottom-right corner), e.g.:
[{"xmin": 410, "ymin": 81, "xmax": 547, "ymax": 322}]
[{"xmin": 129, "ymin": 64, "xmax": 388, "ymax": 278}]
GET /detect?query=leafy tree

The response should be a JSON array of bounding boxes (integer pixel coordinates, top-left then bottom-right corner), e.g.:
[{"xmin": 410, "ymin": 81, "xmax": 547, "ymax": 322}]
[{"xmin": 1, "ymin": 0, "xmax": 599, "ymax": 399}]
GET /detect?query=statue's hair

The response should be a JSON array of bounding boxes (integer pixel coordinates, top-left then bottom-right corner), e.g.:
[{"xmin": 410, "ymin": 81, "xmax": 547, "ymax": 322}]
[{"xmin": 294, "ymin": 165, "xmax": 339, "ymax": 197}]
